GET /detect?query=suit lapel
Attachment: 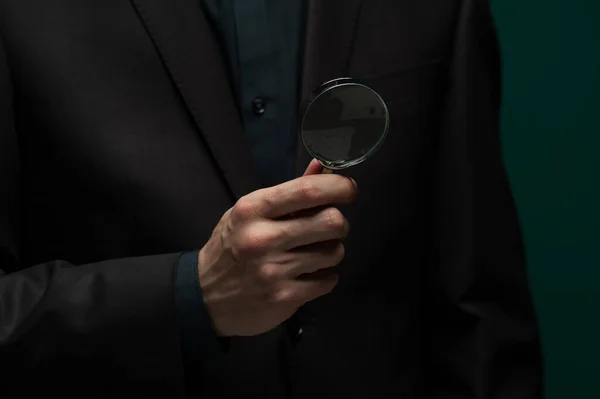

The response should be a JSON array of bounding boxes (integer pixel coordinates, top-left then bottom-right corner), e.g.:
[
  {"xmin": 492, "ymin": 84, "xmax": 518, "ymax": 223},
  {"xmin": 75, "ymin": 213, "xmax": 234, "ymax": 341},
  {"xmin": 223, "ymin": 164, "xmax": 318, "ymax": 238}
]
[
  {"xmin": 295, "ymin": 0, "xmax": 364, "ymax": 174},
  {"xmin": 131, "ymin": 0, "xmax": 261, "ymax": 199},
  {"xmin": 131, "ymin": 0, "xmax": 363, "ymax": 188}
]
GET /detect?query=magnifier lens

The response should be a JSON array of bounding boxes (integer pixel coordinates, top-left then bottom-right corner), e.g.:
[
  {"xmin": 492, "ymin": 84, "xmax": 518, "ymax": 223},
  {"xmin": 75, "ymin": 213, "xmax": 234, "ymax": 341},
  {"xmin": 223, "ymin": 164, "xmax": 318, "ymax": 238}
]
[{"xmin": 300, "ymin": 78, "xmax": 389, "ymax": 170}]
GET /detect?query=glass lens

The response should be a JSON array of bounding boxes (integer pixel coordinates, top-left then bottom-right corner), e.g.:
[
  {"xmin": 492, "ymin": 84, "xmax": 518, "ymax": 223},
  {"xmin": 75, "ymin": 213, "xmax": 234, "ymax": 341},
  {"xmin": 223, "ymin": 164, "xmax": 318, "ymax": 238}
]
[{"xmin": 301, "ymin": 80, "xmax": 389, "ymax": 169}]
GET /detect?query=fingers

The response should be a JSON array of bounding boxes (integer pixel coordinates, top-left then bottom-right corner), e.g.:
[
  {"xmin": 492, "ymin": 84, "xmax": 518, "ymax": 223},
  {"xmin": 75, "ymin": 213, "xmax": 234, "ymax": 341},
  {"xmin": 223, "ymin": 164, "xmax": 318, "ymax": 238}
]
[
  {"xmin": 260, "ymin": 240, "xmax": 344, "ymax": 305},
  {"xmin": 275, "ymin": 207, "xmax": 350, "ymax": 250},
  {"xmin": 245, "ymin": 174, "xmax": 357, "ymax": 219},
  {"xmin": 284, "ymin": 240, "xmax": 345, "ymax": 277},
  {"xmin": 302, "ymin": 158, "xmax": 323, "ymax": 176},
  {"xmin": 231, "ymin": 158, "xmax": 357, "ymax": 222},
  {"xmin": 293, "ymin": 268, "xmax": 339, "ymax": 304},
  {"xmin": 232, "ymin": 206, "xmax": 349, "ymax": 259},
  {"xmin": 264, "ymin": 266, "xmax": 339, "ymax": 308}
]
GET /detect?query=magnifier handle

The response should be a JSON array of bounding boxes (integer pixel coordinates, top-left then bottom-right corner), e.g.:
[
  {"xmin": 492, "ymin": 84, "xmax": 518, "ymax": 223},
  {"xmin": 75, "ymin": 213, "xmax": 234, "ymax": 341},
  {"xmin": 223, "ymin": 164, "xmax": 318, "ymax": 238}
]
[{"xmin": 321, "ymin": 167, "xmax": 334, "ymax": 174}]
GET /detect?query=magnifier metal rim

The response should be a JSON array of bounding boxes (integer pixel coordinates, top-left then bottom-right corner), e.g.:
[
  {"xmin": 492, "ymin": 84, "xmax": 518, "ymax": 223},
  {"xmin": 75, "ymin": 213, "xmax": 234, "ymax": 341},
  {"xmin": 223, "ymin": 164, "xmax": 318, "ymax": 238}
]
[{"xmin": 299, "ymin": 77, "xmax": 390, "ymax": 170}]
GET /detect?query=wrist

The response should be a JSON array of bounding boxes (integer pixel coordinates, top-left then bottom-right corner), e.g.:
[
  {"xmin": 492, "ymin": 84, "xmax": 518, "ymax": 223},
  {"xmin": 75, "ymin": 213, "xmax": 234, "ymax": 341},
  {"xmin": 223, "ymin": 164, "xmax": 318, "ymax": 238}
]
[{"xmin": 196, "ymin": 248, "xmax": 227, "ymax": 337}]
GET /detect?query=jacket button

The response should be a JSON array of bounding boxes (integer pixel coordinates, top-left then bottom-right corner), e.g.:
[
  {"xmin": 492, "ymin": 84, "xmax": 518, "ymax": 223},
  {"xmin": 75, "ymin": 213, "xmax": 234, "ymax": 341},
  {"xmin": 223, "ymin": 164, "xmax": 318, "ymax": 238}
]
[{"xmin": 251, "ymin": 97, "xmax": 267, "ymax": 116}]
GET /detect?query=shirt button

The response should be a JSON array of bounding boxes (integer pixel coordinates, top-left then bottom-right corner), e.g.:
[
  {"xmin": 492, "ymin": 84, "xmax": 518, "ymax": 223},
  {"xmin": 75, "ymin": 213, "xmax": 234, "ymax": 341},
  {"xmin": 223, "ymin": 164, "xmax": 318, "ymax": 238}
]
[{"xmin": 251, "ymin": 97, "xmax": 267, "ymax": 116}]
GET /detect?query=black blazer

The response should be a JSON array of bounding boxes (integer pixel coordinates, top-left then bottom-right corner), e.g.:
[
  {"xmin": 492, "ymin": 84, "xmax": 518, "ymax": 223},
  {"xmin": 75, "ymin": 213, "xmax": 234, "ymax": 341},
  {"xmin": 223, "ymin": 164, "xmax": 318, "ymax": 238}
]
[{"xmin": 0, "ymin": 0, "xmax": 543, "ymax": 398}]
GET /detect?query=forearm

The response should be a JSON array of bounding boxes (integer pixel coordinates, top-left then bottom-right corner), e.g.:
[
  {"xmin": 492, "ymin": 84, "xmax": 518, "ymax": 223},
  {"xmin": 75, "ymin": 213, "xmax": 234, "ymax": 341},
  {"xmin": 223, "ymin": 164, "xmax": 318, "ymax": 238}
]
[{"xmin": 0, "ymin": 253, "xmax": 187, "ymax": 397}]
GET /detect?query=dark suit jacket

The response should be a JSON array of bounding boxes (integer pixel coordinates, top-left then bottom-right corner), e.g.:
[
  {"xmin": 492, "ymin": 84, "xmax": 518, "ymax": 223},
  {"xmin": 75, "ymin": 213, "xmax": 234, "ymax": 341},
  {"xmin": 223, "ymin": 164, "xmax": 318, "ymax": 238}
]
[{"xmin": 0, "ymin": 0, "xmax": 543, "ymax": 398}]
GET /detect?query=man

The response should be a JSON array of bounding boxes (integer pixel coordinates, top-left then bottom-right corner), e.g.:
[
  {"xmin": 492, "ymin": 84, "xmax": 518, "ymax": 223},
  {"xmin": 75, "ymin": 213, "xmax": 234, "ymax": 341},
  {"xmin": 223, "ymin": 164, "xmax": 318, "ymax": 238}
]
[{"xmin": 0, "ymin": 0, "xmax": 543, "ymax": 398}]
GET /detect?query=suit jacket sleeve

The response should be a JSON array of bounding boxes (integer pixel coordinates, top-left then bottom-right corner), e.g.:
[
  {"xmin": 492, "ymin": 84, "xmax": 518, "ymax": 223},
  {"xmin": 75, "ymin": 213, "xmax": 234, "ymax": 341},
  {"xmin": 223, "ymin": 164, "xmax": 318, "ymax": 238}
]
[
  {"xmin": 0, "ymin": 29, "xmax": 190, "ymax": 397},
  {"xmin": 424, "ymin": 1, "xmax": 544, "ymax": 397},
  {"xmin": 175, "ymin": 251, "xmax": 227, "ymax": 395}
]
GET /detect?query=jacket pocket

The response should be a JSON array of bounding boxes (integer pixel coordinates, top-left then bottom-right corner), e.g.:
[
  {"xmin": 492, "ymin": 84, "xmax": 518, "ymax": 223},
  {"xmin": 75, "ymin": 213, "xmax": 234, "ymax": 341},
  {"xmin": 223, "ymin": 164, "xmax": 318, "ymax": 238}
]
[{"xmin": 359, "ymin": 59, "xmax": 445, "ymax": 118}]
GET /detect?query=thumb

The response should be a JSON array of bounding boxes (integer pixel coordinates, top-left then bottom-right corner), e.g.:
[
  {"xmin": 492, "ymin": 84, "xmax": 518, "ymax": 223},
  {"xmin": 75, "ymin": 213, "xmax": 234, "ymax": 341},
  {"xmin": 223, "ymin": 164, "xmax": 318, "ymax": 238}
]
[{"xmin": 302, "ymin": 159, "xmax": 323, "ymax": 176}]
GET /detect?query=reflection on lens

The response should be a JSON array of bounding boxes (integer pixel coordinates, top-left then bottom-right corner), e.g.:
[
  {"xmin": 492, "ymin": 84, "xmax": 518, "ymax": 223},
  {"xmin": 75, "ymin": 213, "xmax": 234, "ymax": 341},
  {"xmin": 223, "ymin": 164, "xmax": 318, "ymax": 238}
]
[{"xmin": 300, "ymin": 79, "xmax": 389, "ymax": 169}]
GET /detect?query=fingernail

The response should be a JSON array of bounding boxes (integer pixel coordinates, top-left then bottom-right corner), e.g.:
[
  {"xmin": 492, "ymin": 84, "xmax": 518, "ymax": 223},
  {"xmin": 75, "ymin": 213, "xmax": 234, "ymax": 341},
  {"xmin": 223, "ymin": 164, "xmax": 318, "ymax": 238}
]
[{"xmin": 349, "ymin": 177, "xmax": 358, "ymax": 189}]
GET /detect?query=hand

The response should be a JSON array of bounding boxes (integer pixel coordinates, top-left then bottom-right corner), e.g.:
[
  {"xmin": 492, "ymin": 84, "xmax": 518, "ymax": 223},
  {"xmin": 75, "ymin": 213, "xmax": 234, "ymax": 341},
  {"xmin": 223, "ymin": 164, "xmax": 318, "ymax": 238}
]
[{"xmin": 198, "ymin": 160, "xmax": 358, "ymax": 337}]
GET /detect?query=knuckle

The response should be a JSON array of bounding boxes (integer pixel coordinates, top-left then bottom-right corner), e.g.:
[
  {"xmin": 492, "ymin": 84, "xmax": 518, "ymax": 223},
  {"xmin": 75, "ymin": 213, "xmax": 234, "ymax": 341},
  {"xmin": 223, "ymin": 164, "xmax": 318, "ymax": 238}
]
[
  {"xmin": 323, "ymin": 208, "xmax": 346, "ymax": 234},
  {"xmin": 271, "ymin": 287, "xmax": 296, "ymax": 305},
  {"xmin": 237, "ymin": 228, "xmax": 272, "ymax": 255},
  {"xmin": 232, "ymin": 196, "xmax": 258, "ymax": 221},
  {"xmin": 296, "ymin": 179, "xmax": 320, "ymax": 202},
  {"xmin": 258, "ymin": 188, "xmax": 279, "ymax": 214},
  {"xmin": 256, "ymin": 264, "xmax": 279, "ymax": 283}
]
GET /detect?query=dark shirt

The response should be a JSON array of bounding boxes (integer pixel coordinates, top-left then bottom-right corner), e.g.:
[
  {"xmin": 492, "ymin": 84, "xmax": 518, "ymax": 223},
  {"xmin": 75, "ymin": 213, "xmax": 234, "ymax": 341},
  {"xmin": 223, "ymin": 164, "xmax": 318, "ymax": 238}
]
[
  {"xmin": 174, "ymin": 0, "xmax": 306, "ymax": 385},
  {"xmin": 203, "ymin": 0, "xmax": 305, "ymax": 187}
]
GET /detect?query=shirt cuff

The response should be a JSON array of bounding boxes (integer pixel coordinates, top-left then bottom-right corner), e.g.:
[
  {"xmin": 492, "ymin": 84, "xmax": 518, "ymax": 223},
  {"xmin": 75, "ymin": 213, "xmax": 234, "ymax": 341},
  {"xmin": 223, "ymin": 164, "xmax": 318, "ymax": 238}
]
[{"xmin": 174, "ymin": 251, "xmax": 222, "ymax": 370}]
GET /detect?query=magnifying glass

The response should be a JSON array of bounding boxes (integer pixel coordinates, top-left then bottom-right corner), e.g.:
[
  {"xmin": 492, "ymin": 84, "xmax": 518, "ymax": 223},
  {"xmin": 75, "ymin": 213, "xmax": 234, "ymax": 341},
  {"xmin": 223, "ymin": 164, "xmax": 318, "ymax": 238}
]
[
  {"xmin": 288, "ymin": 78, "xmax": 390, "ymax": 342},
  {"xmin": 300, "ymin": 77, "xmax": 390, "ymax": 174}
]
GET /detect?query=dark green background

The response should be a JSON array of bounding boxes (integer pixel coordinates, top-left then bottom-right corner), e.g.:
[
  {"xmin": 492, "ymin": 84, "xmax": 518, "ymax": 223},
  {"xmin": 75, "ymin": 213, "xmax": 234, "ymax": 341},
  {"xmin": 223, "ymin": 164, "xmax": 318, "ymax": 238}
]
[{"xmin": 491, "ymin": 1, "xmax": 600, "ymax": 397}]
